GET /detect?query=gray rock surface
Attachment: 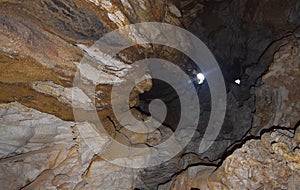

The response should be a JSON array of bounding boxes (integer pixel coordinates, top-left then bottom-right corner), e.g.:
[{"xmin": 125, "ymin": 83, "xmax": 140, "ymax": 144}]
[{"xmin": 0, "ymin": 102, "xmax": 142, "ymax": 189}]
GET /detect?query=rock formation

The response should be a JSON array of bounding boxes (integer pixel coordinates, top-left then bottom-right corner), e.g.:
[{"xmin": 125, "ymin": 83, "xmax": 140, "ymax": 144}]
[
  {"xmin": 0, "ymin": 0, "xmax": 299, "ymax": 189},
  {"xmin": 158, "ymin": 34, "xmax": 300, "ymax": 190}
]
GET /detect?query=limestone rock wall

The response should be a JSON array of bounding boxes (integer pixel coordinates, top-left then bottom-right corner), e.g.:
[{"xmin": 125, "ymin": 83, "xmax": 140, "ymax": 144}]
[
  {"xmin": 252, "ymin": 36, "xmax": 300, "ymax": 135},
  {"xmin": 0, "ymin": 0, "xmax": 196, "ymax": 189},
  {"xmin": 207, "ymin": 126, "xmax": 300, "ymax": 190},
  {"xmin": 0, "ymin": 0, "xmax": 299, "ymax": 189},
  {"xmin": 0, "ymin": 102, "xmax": 142, "ymax": 189}
]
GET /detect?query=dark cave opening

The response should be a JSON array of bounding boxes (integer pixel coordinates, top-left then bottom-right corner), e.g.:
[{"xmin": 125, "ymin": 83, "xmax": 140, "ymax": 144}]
[
  {"xmin": 135, "ymin": 1, "xmax": 300, "ymax": 188},
  {"xmin": 137, "ymin": 78, "xmax": 181, "ymax": 131}
]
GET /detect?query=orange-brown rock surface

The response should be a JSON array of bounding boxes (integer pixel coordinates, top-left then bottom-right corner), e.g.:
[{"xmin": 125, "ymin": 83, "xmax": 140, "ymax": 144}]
[{"xmin": 0, "ymin": 0, "xmax": 202, "ymax": 189}]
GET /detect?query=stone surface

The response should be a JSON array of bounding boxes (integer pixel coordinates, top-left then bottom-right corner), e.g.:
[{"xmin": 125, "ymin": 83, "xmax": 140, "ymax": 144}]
[
  {"xmin": 0, "ymin": 102, "xmax": 145, "ymax": 189},
  {"xmin": 252, "ymin": 36, "xmax": 300, "ymax": 135},
  {"xmin": 158, "ymin": 165, "xmax": 216, "ymax": 190},
  {"xmin": 208, "ymin": 126, "xmax": 300, "ymax": 190},
  {"xmin": 0, "ymin": 1, "xmax": 190, "ymax": 188},
  {"xmin": 183, "ymin": 0, "xmax": 300, "ymax": 162},
  {"xmin": 159, "ymin": 36, "xmax": 300, "ymax": 190},
  {"xmin": 0, "ymin": 102, "xmax": 74, "ymax": 159},
  {"xmin": 0, "ymin": 0, "xmax": 299, "ymax": 189},
  {"xmin": 32, "ymin": 81, "xmax": 94, "ymax": 110},
  {"xmin": 160, "ymin": 125, "xmax": 300, "ymax": 190},
  {"xmin": 0, "ymin": 0, "xmax": 183, "ymax": 120}
]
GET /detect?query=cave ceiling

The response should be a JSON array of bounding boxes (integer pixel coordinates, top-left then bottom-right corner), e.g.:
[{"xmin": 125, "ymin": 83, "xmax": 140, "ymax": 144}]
[{"xmin": 0, "ymin": 0, "xmax": 299, "ymax": 189}]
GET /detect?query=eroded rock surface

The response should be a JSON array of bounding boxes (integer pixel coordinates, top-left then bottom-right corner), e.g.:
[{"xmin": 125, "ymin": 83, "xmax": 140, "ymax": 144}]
[
  {"xmin": 160, "ymin": 34, "xmax": 300, "ymax": 190},
  {"xmin": 0, "ymin": 0, "xmax": 299, "ymax": 189},
  {"xmin": 161, "ymin": 125, "xmax": 300, "ymax": 190},
  {"xmin": 0, "ymin": 102, "xmax": 144, "ymax": 189},
  {"xmin": 0, "ymin": 1, "xmax": 196, "ymax": 189},
  {"xmin": 252, "ymin": 36, "xmax": 300, "ymax": 135},
  {"xmin": 208, "ymin": 126, "xmax": 300, "ymax": 190}
]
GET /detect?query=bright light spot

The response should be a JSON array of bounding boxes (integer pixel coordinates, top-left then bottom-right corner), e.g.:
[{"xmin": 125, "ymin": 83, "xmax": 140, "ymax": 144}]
[
  {"xmin": 235, "ymin": 79, "xmax": 241, "ymax": 85},
  {"xmin": 196, "ymin": 73, "xmax": 205, "ymax": 84}
]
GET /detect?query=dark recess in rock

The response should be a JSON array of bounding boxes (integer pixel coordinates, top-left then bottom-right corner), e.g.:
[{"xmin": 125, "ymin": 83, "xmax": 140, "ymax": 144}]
[{"xmin": 136, "ymin": 0, "xmax": 300, "ymax": 188}]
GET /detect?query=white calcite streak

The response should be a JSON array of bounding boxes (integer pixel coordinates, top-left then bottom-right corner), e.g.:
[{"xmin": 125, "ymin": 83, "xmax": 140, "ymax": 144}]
[
  {"xmin": 75, "ymin": 62, "xmax": 124, "ymax": 84},
  {"xmin": 77, "ymin": 44, "xmax": 131, "ymax": 71},
  {"xmin": 76, "ymin": 44, "xmax": 132, "ymax": 84},
  {"xmin": 87, "ymin": 0, "xmax": 99, "ymax": 6},
  {"xmin": 120, "ymin": 0, "xmax": 133, "ymax": 9},
  {"xmin": 32, "ymin": 81, "xmax": 94, "ymax": 110},
  {"xmin": 108, "ymin": 12, "xmax": 121, "ymax": 26},
  {"xmin": 101, "ymin": 0, "xmax": 113, "ymax": 9},
  {"xmin": 88, "ymin": 0, "xmax": 128, "ymax": 27}
]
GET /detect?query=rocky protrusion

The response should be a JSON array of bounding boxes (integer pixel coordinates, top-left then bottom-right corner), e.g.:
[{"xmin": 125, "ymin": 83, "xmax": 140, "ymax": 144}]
[{"xmin": 252, "ymin": 37, "xmax": 300, "ymax": 135}]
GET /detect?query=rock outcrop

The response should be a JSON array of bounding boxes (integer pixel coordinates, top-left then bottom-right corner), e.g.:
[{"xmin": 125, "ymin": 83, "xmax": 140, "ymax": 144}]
[
  {"xmin": 160, "ymin": 125, "xmax": 300, "ymax": 190},
  {"xmin": 252, "ymin": 36, "xmax": 300, "ymax": 135},
  {"xmin": 208, "ymin": 125, "xmax": 300, "ymax": 190}
]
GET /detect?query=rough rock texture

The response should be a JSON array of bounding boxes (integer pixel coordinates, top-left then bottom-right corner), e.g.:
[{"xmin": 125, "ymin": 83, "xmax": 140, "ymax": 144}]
[
  {"xmin": 0, "ymin": 0, "xmax": 187, "ymax": 120},
  {"xmin": 208, "ymin": 126, "xmax": 300, "ymax": 190},
  {"xmin": 159, "ymin": 34, "xmax": 300, "ymax": 190},
  {"xmin": 0, "ymin": 0, "xmax": 300, "ymax": 189},
  {"xmin": 158, "ymin": 165, "xmax": 216, "ymax": 190},
  {"xmin": 167, "ymin": 0, "xmax": 300, "ymax": 162},
  {"xmin": 158, "ymin": 125, "xmax": 300, "ymax": 190},
  {"xmin": 252, "ymin": 36, "xmax": 300, "ymax": 135},
  {"xmin": 0, "ymin": 102, "xmax": 143, "ymax": 189},
  {"xmin": 0, "ymin": 0, "xmax": 197, "ymax": 189}
]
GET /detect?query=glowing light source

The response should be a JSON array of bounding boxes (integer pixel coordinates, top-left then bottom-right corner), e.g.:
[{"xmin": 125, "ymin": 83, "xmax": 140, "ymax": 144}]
[
  {"xmin": 196, "ymin": 73, "xmax": 205, "ymax": 84},
  {"xmin": 235, "ymin": 79, "xmax": 241, "ymax": 85}
]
